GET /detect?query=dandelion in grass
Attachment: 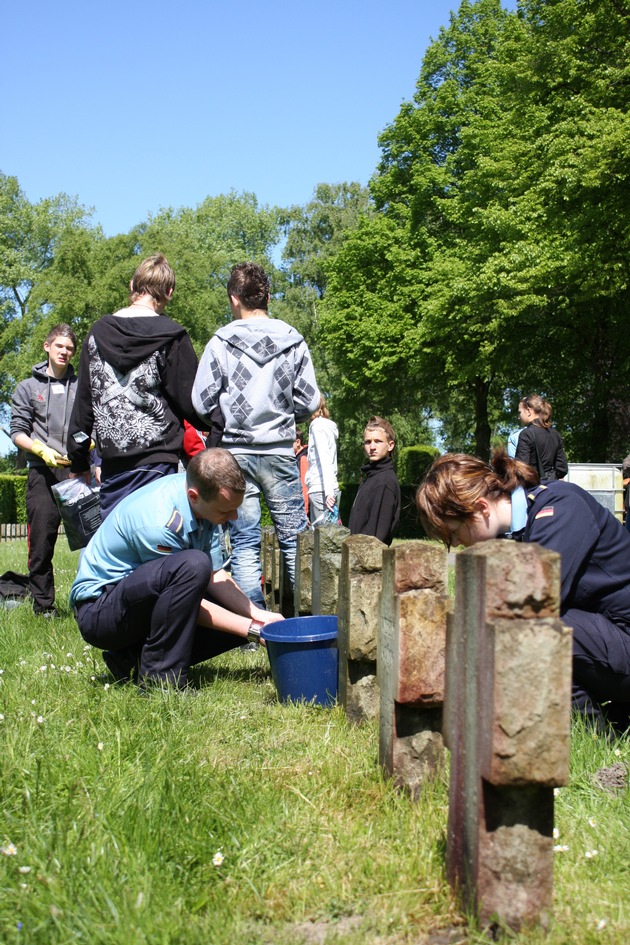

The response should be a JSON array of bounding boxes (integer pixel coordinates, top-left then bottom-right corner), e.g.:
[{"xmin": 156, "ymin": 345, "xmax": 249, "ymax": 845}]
[
  {"xmin": 1, "ymin": 843, "xmax": 18, "ymax": 856},
  {"xmin": 585, "ymin": 849, "xmax": 599, "ymax": 859},
  {"xmin": 212, "ymin": 851, "xmax": 225, "ymax": 866}
]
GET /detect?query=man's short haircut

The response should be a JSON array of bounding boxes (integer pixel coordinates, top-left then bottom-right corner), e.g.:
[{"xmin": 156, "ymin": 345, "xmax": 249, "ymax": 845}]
[
  {"xmin": 130, "ymin": 254, "xmax": 175, "ymax": 307},
  {"xmin": 364, "ymin": 415, "xmax": 396, "ymax": 444},
  {"xmin": 186, "ymin": 448, "xmax": 246, "ymax": 501},
  {"xmin": 295, "ymin": 430, "xmax": 307, "ymax": 446},
  {"xmin": 45, "ymin": 323, "xmax": 77, "ymax": 349},
  {"xmin": 227, "ymin": 262, "xmax": 270, "ymax": 311}
]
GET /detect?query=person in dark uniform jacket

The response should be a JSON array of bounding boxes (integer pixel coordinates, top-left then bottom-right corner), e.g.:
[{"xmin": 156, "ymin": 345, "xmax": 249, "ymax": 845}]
[
  {"xmin": 349, "ymin": 417, "xmax": 401, "ymax": 546},
  {"xmin": 515, "ymin": 393, "xmax": 568, "ymax": 482},
  {"xmin": 416, "ymin": 450, "xmax": 630, "ymax": 735}
]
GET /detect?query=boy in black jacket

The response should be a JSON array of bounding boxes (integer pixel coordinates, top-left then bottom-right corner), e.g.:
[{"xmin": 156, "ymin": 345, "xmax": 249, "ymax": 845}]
[
  {"xmin": 68, "ymin": 254, "xmax": 204, "ymax": 520},
  {"xmin": 349, "ymin": 416, "xmax": 401, "ymax": 546}
]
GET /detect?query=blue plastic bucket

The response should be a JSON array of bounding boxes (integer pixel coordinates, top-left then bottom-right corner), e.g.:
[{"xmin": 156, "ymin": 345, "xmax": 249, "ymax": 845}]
[{"xmin": 264, "ymin": 615, "xmax": 338, "ymax": 707}]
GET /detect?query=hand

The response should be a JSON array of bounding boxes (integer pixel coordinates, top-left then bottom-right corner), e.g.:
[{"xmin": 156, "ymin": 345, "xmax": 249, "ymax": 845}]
[
  {"xmin": 253, "ymin": 609, "xmax": 284, "ymax": 625},
  {"xmin": 69, "ymin": 471, "xmax": 91, "ymax": 483},
  {"xmin": 325, "ymin": 494, "xmax": 336, "ymax": 510},
  {"xmin": 31, "ymin": 439, "xmax": 71, "ymax": 467}
]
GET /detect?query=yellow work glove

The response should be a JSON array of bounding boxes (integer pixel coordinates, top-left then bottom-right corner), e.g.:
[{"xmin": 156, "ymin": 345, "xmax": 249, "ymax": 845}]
[{"xmin": 31, "ymin": 439, "xmax": 71, "ymax": 467}]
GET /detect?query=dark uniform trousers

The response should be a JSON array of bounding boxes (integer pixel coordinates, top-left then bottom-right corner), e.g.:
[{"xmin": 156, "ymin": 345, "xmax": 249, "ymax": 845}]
[
  {"xmin": 566, "ymin": 608, "xmax": 630, "ymax": 731},
  {"xmin": 75, "ymin": 549, "xmax": 241, "ymax": 686},
  {"xmin": 27, "ymin": 465, "xmax": 70, "ymax": 611}
]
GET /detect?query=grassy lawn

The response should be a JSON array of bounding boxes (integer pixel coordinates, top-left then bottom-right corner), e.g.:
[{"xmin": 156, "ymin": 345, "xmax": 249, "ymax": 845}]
[{"xmin": 0, "ymin": 540, "xmax": 628, "ymax": 944}]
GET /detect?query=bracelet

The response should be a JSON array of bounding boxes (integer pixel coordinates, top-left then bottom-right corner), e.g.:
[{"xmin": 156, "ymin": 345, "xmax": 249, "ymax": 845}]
[{"xmin": 246, "ymin": 618, "xmax": 265, "ymax": 645}]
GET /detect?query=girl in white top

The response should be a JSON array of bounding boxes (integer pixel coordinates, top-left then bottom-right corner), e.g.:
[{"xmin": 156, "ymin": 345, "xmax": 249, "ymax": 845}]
[{"xmin": 305, "ymin": 396, "xmax": 340, "ymax": 524}]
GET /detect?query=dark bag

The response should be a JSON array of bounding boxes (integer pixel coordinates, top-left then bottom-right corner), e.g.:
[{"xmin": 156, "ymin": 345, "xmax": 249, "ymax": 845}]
[{"xmin": 52, "ymin": 478, "xmax": 101, "ymax": 551}]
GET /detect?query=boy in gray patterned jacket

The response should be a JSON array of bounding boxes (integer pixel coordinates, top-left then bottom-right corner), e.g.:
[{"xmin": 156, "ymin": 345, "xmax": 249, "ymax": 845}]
[
  {"xmin": 10, "ymin": 324, "xmax": 78, "ymax": 615},
  {"xmin": 192, "ymin": 262, "xmax": 320, "ymax": 607}
]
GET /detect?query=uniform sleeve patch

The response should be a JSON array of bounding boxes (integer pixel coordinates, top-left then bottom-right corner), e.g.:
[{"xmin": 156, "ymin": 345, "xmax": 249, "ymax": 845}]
[
  {"xmin": 165, "ymin": 510, "xmax": 184, "ymax": 535},
  {"xmin": 156, "ymin": 545, "xmax": 174, "ymax": 553},
  {"xmin": 535, "ymin": 506, "xmax": 555, "ymax": 519}
]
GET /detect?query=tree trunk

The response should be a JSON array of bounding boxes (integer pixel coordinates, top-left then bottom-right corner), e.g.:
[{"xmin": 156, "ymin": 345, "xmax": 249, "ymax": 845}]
[{"xmin": 474, "ymin": 377, "xmax": 491, "ymax": 460}]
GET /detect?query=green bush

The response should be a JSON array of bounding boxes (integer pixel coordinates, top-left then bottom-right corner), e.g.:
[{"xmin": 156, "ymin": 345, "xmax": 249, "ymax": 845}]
[
  {"xmin": 0, "ymin": 474, "xmax": 28, "ymax": 524},
  {"xmin": 397, "ymin": 444, "xmax": 440, "ymax": 485}
]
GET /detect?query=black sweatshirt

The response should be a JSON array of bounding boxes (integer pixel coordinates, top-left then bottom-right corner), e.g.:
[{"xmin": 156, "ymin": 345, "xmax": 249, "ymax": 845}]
[{"xmin": 348, "ymin": 456, "xmax": 401, "ymax": 545}]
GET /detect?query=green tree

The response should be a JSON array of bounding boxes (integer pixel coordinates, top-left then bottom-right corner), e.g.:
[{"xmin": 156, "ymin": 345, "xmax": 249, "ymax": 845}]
[{"xmin": 0, "ymin": 172, "xmax": 93, "ymax": 408}]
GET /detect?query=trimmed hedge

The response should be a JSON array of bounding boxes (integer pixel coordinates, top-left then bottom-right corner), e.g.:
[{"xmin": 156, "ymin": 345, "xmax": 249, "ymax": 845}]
[
  {"xmin": 0, "ymin": 474, "xmax": 28, "ymax": 524},
  {"xmin": 397, "ymin": 445, "xmax": 440, "ymax": 486}
]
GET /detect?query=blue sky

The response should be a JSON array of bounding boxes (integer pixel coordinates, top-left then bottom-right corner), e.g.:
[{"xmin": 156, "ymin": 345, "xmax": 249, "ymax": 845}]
[{"xmin": 1, "ymin": 0, "xmax": 512, "ymax": 237}]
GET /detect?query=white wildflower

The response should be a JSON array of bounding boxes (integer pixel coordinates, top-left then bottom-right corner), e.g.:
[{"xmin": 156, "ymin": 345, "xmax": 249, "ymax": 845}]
[
  {"xmin": 97, "ymin": 742, "xmax": 104, "ymax": 751},
  {"xmin": 19, "ymin": 866, "xmax": 31, "ymax": 874},
  {"xmin": 588, "ymin": 818, "xmax": 597, "ymax": 828},
  {"xmin": 36, "ymin": 716, "xmax": 44, "ymax": 724},
  {"xmin": 1, "ymin": 843, "xmax": 17, "ymax": 856},
  {"xmin": 553, "ymin": 844, "xmax": 569, "ymax": 853},
  {"xmin": 212, "ymin": 851, "xmax": 224, "ymax": 866},
  {"xmin": 553, "ymin": 827, "xmax": 560, "ymax": 839},
  {"xmin": 597, "ymin": 919, "xmax": 607, "ymax": 930},
  {"xmin": 585, "ymin": 849, "xmax": 599, "ymax": 859}
]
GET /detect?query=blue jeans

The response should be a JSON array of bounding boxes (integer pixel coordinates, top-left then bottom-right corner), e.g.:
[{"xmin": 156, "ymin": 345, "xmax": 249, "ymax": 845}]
[{"xmin": 229, "ymin": 453, "xmax": 308, "ymax": 607}]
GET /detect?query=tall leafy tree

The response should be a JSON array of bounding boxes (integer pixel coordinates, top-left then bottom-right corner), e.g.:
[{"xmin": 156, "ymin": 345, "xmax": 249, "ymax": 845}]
[{"xmin": 0, "ymin": 173, "xmax": 92, "ymax": 409}]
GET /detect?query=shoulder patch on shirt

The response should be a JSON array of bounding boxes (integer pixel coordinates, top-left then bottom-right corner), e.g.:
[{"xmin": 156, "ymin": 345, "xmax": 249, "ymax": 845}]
[
  {"xmin": 165, "ymin": 510, "xmax": 184, "ymax": 535},
  {"xmin": 156, "ymin": 544, "xmax": 174, "ymax": 553},
  {"xmin": 535, "ymin": 506, "xmax": 555, "ymax": 519}
]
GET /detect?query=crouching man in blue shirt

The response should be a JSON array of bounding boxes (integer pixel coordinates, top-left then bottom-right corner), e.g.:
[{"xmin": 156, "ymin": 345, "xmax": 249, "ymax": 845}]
[{"xmin": 70, "ymin": 448, "xmax": 283, "ymax": 689}]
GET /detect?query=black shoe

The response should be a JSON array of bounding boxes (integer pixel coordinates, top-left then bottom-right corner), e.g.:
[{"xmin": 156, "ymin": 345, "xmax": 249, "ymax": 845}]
[
  {"xmin": 34, "ymin": 607, "xmax": 58, "ymax": 618},
  {"xmin": 103, "ymin": 649, "xmax": 139, "ymax": 683}
]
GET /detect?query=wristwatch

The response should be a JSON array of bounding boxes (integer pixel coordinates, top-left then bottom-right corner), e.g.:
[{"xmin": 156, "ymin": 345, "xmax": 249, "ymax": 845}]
[{"xmin": 246, "ymin": 618, "xmax": 265, "ymax": 645}]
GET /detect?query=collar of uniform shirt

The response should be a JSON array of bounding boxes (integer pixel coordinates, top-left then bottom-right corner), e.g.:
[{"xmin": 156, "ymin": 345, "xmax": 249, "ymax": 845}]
[{"xmin": 510, "ymin": 486, "xmax": 528, "ymax": 534}]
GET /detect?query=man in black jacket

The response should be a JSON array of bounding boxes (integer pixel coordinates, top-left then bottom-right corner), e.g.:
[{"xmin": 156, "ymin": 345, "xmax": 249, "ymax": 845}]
[
  {"xmin": 349, "ymin": 416, "xmax": 401, "ymax": 546},
  {"xmin": 68, "ymin": 254, "xmax": 204, "ymax": 520}
]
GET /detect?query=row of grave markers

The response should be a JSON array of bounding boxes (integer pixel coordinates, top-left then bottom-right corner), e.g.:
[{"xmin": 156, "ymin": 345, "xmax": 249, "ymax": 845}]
[{"xmin": 262, "ymin": 524, "xmax": 572, "ymax": 933}]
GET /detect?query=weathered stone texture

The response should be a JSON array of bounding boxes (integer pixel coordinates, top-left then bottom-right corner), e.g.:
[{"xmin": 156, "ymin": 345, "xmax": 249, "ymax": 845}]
[
  {"xmin": 294, "ymin": 529, "xmax": 314, "ymax": 616},
  {"xmin": 312, "ymin": 524, "xmax": 350, "ymax": 615},
  {"xmin": 379, "ymin": 542, "xmax": 449, "ymax": 795},
  {"xmin": 337, "ymin": 535, "xmax": 385, "ymax": 722},
  {"xmin": 445, "ymin": 539, "xmax": 571, "ymax": 932}
]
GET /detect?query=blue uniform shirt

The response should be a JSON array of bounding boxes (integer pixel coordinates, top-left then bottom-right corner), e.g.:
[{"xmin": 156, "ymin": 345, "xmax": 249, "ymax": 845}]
[
  {"xmin": 70, "ymin": 473, "xmax": 223, "ymax": 605},
  {"xmin": 513, "ymin": 480, "xmax": 630, "ymax": 626}
]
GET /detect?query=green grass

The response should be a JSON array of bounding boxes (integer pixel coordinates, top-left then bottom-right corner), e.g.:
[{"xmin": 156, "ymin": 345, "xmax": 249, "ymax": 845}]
[{"xmin": 0, "ymin": 541, "xmax": 628, "ymax": 944}]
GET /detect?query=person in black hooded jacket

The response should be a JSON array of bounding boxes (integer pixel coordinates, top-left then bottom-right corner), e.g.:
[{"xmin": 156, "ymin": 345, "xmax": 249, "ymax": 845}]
[
  {"xmin": 349, "ymin": 416, "xmax": 401, "ymax": 546},
  {"xmin": 68, "ymin": 254, "xmax": 205, "ymax": 520}
]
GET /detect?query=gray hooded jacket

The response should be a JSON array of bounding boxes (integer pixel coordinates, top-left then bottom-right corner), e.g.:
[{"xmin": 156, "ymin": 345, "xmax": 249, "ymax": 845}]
[{"xmin": 192, "ymin": 317, "xmax": 320, "ymax": 456}]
